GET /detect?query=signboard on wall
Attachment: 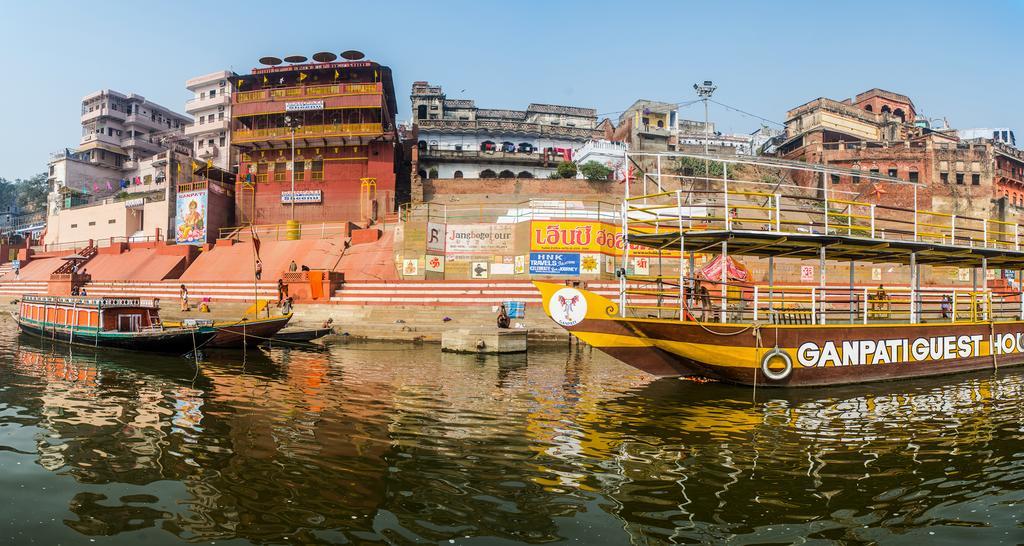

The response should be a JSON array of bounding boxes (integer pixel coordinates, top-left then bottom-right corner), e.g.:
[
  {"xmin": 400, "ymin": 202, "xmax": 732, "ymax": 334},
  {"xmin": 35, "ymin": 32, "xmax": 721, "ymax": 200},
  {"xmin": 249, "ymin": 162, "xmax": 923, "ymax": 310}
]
[
  {"xmin": 514, "ymin": 255, "xmax": 526, "ymax": 274},
  {"xmin": 402, "ymin": 258, "xmax": 419, "ymax": 276},
  {"xmin": 426, "ymin": 255, "xmax": 444, "ymax": 273},
  {"xmin": 284, "ymin": 100, "xmax": 324, "ymax": 111},
  {"xmin": 426, "ymin": 222, "xmax": 446, "ymax": 253},
  {"xmin": 445, "ymin": 224, "xmax": 514, "ymax": 255},
  {"xmin": 529, "ymin": 252, "xmax": 580, "ymax": 275},
  {"xmin": 281, "ymin": 190, "xmax": 322, "ymax": 204},
  {"xmin": 175, "ymin": 190, "xmax": 207, "ymax": 245},
  {"xmin": 800, "ymin": 265, "xmax": 814, "ymax": 282},
  {"xmin": 530, "ymin": 220, "xmax": 679, "ymax": 257},
  {"xmin": 471, "ymin": 262, "xmax": 489, "ymax": 279}
]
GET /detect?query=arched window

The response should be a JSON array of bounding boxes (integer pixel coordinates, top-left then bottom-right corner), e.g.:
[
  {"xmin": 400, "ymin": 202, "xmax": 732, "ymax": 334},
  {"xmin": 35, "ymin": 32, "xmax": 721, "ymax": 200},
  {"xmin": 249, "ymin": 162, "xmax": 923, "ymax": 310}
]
[
  {"xmin": 893, "ymin": 108, "xmax": 906, "ymax": 123},
  {"xmin": 864, "ymin": 104, "xmax": 873, "ymax": 112},
  {"xmin": 518, "ymin": 142, "xmax": 534, "ymax": 153},
  {"xmin": 428, "ymin": 168, "xmax": 438, "ymax": 179},
  {"xmin": 881, "ymin": 105, "xmax": 892, "ymax": 115},
  {"xmin": 501, "ymin": 141, "xmax": 515, "ymax": 153},
  {"xmin": 517, "ymin": 171, "xmax": 533, "ymax": 179},
  {"xmin": 657, "ymin": 120, "xmax": 664, "ymax": 128},
  {"xmin": 480, "ymin": 169, "xmax": 496, "ymax": 179},
  {"xmin": 453, "ymin": 170, "xmax": 464, "ymax": 179},
  {"xmin": 417, "ymin": 140, "xmax": 427, "ymax": 151},
  {"xmin": 417, "ymin": 169, "xmax": 427, "ymax": 179},
  {"xmin": 498, "ymin": 169, "xmax": 516, "ymax": 178}
]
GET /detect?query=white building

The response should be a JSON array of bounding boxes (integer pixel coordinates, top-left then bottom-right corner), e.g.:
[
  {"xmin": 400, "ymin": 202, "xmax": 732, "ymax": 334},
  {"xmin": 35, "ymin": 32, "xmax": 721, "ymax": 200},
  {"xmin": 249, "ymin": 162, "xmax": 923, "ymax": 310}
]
[
  {"xmin": 45, "ymin": 89, "xmax": 193, "ymax": 246},
  {"xmin": 573, "ymin": 140, "xmax": 628, "ymax": 181},
  {"xmin": 411, "ymin": 81, "xmax": 599, "ymax": 179},
  {"xmin": 185, "ymin": 71, "xmax": 235, "ymax": 171},
  {"xmin": 958, "ymin": 128, "xmax": 1016, "ymax": 148}
]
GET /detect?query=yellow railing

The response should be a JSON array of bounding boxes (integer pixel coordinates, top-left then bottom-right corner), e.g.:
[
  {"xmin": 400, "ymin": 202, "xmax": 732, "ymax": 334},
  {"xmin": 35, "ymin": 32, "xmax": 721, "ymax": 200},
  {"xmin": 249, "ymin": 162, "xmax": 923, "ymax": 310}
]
[
  {"xmin": 233, "ymin": 123, "xmax": 384, "ymax": 143},
  {"xmin": 234, "ymin": 83, "xmax": 382, "ymax": 104}
]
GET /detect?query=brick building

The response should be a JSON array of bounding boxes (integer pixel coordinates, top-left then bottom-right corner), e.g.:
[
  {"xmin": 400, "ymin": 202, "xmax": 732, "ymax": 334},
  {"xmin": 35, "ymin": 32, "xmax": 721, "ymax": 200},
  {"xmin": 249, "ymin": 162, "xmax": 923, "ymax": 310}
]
[
  {"xmin": 231, "ymin": 54, "xmax": 402, "ymax": 226},
  {"xmin": 774, "ymin": 88, "xmax": 1024, "ymax": 220}
]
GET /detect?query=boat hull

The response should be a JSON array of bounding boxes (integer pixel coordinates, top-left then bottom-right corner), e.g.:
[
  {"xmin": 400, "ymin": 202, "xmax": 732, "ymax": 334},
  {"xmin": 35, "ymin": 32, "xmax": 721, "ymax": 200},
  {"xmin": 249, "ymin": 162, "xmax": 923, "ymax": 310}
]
[
  {"xmin": 16, "ymin": 318, "xmax": 216, "ymax": 353},
  {"xmin": 534, "ymin": 282, "xmax": 1024, "ymax": 387},
  {"xmin": 272, "ymin": 327, "xmax": 333, "ymax": 343},
  {"xmin": 199, "ymin": 315, "xmax": 293, "ymax": 348}
]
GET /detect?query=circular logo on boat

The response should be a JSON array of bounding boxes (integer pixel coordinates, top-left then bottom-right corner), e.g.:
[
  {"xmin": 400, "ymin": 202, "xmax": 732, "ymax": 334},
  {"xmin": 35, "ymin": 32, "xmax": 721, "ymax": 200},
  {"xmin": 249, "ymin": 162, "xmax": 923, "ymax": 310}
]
[{"xmin": 549, "ymin": 288, "xmax": 587, "ymax": 327}]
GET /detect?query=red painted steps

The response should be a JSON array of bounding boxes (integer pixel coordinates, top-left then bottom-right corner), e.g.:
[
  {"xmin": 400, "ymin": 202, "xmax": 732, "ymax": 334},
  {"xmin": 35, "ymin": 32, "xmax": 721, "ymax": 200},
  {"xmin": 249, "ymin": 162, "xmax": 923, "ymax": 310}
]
[{"xmin": 330, "ymin": 280, "xmax": 665, "ymax": 306}]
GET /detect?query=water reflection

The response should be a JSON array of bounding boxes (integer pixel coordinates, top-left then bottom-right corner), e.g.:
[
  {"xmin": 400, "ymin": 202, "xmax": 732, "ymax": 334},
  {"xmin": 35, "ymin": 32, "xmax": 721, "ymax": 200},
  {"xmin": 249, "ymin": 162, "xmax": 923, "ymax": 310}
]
[{"xmin": 1, "ymin": 326, "xmax": 1023, "ymax": 544}]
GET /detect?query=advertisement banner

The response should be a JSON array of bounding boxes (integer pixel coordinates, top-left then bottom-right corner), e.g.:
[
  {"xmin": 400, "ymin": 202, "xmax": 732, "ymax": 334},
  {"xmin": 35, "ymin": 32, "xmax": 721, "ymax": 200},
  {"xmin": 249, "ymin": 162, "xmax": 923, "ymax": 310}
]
[
  {"xmin": 445, "ymin": 223, "xmax": 514, "ymax": 255},
  {"xmin": 426, "ymin": 222, "xmax": 446, "ymax": 253},
  {"xmin": 529, "ymin": 252, "xmax": 581, "ymax": 276},
  {"xmin": 175, "ymin": 190, "xmax": 208, "ymax": 245},
  {"xmin": 471, "ymin": 262, "xmax": 489, "ymax": 279},
  {"xmin": 280, "ymin": 190, "xmax": 322, "ymax": 203},
  {"xmin": 529, "ymin": 220, "xmax": 679, "ymax": 257},
  {"xmin": 514, "ymin": 255, "xmax": 526, "ymax": 274},
  {"xmin": 402, "ymin": 258, "xmax": 419, "ymax": 276}
]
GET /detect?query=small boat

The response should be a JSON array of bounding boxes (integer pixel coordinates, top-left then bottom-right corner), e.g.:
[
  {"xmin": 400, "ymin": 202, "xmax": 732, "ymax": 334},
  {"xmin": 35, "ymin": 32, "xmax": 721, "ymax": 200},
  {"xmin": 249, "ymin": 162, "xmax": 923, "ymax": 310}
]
[
  {"xmin": 15, "ymin": 295, "xmax": 215, "ymax": 352},
  {"xmin": 164, "ymin": 313, "xmax": 293, "ymax": 348},
  {"xmin": 271, "ymin": 327, "xmax": 334, "ymax": 343}
]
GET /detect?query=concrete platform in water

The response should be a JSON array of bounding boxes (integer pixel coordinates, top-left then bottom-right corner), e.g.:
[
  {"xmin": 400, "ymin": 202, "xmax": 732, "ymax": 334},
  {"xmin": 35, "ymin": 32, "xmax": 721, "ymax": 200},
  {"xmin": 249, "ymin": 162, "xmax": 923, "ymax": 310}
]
[{"xmin": 441, "ymin": 328, "xmax": 527, "ymax": 354}]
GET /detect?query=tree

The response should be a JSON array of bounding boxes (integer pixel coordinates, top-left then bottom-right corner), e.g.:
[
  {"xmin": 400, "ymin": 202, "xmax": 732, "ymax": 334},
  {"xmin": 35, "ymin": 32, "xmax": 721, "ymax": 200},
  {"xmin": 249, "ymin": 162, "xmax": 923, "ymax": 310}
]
[
  {"xmin": 579, "ymin": 161, "xmax": 614, "ymax": 181},
  {"xmin": 555, "ymin": 161, "xmax": 577, "ymax": 179},
  {"xmin": 0, "ymin": 173, "xmax": 48, "ymax": 213}
]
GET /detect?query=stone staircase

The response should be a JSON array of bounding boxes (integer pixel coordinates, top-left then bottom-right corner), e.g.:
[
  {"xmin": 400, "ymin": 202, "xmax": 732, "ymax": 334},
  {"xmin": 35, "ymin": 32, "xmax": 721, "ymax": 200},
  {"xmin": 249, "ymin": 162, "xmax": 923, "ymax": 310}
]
[{"xmin": 329, "ymin": 280, "xmax": 660, "ymax": 306}]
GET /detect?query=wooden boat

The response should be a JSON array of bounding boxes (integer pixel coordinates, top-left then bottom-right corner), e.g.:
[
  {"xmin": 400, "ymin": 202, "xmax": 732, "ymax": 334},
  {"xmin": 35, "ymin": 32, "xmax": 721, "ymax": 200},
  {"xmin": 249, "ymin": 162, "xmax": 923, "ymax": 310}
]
[
  {"xmin": 163, "ymin": 313, "xmax": 293, "ymax": 348},
  {"xmin": 537, "ymin": 152, "xmax": 1024, "ymax": 388},
  {"xmin": 271, "ymin": 327, "xmax": 334, "ymax": 343},
  {"xmin": 15, "ymin": 295, "xmax": 216, "ymax": 352}
]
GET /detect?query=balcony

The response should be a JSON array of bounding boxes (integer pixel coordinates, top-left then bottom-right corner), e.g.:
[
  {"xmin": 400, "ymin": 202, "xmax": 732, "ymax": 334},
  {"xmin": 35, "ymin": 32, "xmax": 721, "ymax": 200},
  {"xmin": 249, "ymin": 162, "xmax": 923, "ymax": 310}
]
[
  {"xmin": 234, "ymin": 82, "xmax": 382, "ymax": 104},
  {"xmin": 186, "ymin": 93, "xmax": 231, "ymax": 111},
  {"xmin": 233, "ymin": 122, "xmax": 384, "ymax": 144},
  {"xmin": 185, "ymin": 119, "xmax": 230, "ymax": 136},
  {"xmin": 417, "ymin": 119, "xmax": 595, "ymax": 139},
  {"xmin": 420, "ymin": 148, "xmax": 551, "ymax": 166}
]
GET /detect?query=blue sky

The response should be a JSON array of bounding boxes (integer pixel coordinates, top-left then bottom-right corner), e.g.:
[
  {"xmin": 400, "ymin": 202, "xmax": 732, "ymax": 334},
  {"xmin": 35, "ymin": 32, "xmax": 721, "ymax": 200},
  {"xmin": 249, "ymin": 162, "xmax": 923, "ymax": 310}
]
[{"xmin": 0, "ymin": 0, "xmax": 1021, "ymax": 179}]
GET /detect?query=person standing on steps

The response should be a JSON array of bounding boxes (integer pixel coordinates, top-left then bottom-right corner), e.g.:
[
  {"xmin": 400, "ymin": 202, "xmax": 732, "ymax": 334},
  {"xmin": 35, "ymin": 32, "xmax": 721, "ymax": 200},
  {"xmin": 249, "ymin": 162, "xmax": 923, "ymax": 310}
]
[
  {"xmin": 288, "ymin": 260, "xmax": 298, "ymax": 273},
  {"xmin": 255, "ymin": 259, "xmax": 263, "ymax": 281},
  {"xmin": 277, "ymin": 278, "xmax": 288, "ymax": 306},
  {"xmin": 180, "ymin": 284, "xmax": 189, "ymax": 312}
]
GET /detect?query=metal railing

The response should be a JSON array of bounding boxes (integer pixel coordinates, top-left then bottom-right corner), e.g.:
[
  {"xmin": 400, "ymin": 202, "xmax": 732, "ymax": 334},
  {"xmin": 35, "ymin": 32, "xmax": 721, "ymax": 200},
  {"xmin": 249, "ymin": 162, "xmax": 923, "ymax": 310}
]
[
  {"xmin": 398, "ymin": 199, "xmax": 621, "ymax": 225},
  {"xmin": 233, "ymin": 122, "xmax": 384, "ymax": 143},
  {"xmin": 234, "ymin": 83, "xmax": 382, "ymax": 104}
]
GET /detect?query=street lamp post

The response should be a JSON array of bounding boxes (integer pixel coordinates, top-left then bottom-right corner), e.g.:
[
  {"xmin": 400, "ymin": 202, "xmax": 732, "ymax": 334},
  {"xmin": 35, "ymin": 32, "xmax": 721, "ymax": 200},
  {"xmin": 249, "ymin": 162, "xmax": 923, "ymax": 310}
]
[
  {"xmin": 284, "ymin": 115, "xmax": 301, "ymax": 222},
  {"xmin": 693, "ymin": 80, "xmax": 717, "ymax": 188}
]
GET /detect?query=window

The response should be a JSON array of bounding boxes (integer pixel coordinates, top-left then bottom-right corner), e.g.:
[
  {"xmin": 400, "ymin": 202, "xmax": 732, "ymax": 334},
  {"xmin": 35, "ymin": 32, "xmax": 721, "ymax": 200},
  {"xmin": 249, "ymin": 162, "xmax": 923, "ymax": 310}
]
[
  {"xmin": 220, "ymin": 136, "xmax": 226, "ymax": 146},
  {"xmin": 311, "ymin": 160, "xmax": 324, "ymax": 181},
  {"xmin": 293, "ymin": 162, "xmax": 304, "ymax": 181},
  {"xmin": 208, "ymin": 114, "xmax": 214, "ymax": 123},
  {"xmin": 108, "ymin": 219, "xmax": 116, "ymax": 224},
  {"xmin": 197, "ymin": 140, "xmax": 204, "ymax": 148},
  {"xmin": 887, "ymin": 168, "xmax": 898, "ymax": 178},
  {"xmin": 908, "ymin": 171, "xmax": 919, "ymax": 183},
  {"xmin": 208, "ymin": 139, "xmax": 214, "ymax": 148},
  {"xmin": 453, "ymin": 170, "xmax": 464, "ymax": 178},
  {"xmin": 210, "ymin": 89, "xmax": 216, "ymax": 98},
  {"xmin": 274, "ymin": 162, "xmax": 286, "ymax": 181},
  {"xmin": 219, "ymin": 80, "xmax": 226, "ymax": 87},
  {"xmin": 88, "ymin": 221, "xmax": 96, "ymax": 226},
  {"xmin": 218, "ymin": 112, "xmax": 224, "ymax": 120},
  {"xmin": 144, "ymin": 174, "xmax": 152, "ymax": 184},
  {"xmin": 830, "ymin": 174, "xmax": 840, "ymax": 185},
  {"xmin": 941, "ymin": 172, "xmax": 948, "ymax": 183},
  {"xmin": 70, "ymin": 224, "xmax": 77, "ymax": 228},
  {"xmin": 199, "ymin": 116, "xmax": 205, "ymax": 125},
  {"xmin": 972, "ymin": 174, "xmax": 980, "ymax": 185},
  {"xmin": 956, "ymin": 173, "xmax": 964, "ymax": 185}
]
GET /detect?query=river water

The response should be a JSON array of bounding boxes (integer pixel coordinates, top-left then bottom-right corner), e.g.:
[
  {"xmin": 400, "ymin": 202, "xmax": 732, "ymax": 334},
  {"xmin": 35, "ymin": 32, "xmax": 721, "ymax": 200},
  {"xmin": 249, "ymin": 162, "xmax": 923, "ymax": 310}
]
[{"xmin": 1, "ymin": 320, "xmax": 1024, "ymax": 545}]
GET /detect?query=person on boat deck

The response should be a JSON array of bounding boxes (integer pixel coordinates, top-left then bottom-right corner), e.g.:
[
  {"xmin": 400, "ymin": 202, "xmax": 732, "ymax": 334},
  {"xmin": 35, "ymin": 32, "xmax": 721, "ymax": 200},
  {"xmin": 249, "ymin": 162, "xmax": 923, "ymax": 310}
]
[
  {"xmin": 288, "ymin": 260, "xmax": 298, "ymax": 273},
  {"xmin": 872, "ymin": 284, "xmax": 889, "ymax": 319},
  {"xmin": 255, "ymin": 259, "xmax": 263, "ymax": 281},
  {"xmin": 497, "ymin": 304, "xmax": 511, "ymax": 329},
  {"xmin": 697, "ymin": 285, "xmax": 712, "ymax": 321},
  {"xmin": 941, "ymin": 295, "xmax": 952, "ymax": 319},
  {"xmin": 180, "ymin": 284, "xmax": 189, "ymax": 312}
]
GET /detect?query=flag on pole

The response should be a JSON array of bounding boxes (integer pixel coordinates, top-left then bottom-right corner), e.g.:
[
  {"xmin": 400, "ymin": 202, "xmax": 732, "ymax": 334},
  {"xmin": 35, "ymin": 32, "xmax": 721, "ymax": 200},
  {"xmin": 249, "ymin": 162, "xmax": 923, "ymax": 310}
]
[
  {"xmin": 206, "ymin": 159, "xmax": 213, "ymax": 169},
  {"xmin": 263, "ymin": 75, "xmax": 268, "ymax": 84},
  {"xmin": 192, "ymin": 160, "xmax": 200, "ymax": 172},
  {"xmin": 333, "ymin": 69, "xmax": 339, "ymax": 80},
  {"xmin": 250, "ymin": 224, "xmax": 262, "ymax": 262},
  {"xmin": 237, "ymin": 78, "xmax": 245, "ymax": 88},
  {"xmin": 298, "ymin": 72, "xmax": 308, "ymax": 82}
]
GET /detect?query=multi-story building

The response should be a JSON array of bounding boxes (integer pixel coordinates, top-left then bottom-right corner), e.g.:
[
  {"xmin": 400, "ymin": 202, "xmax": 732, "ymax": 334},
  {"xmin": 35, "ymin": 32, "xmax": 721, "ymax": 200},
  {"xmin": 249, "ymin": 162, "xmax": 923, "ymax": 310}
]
[
  {"xmin": 185, "ymin": 71, "xmax": 236, "ymax": 171},
  {"xmin": 44, "ymin": 90, "xmax": 195, "ymax": 245},
  {"xmin": 612, "ymin": 99, "xmax": 678, "ymax": 152},
  {"xmin": 411, "ymin": 81, "xmax": 599, "ymax": 180},
  {"xmin": 79, "ymin": 89, "xmax": 192, "ymax": 166},
  {"xmin": 773, "ymin": 88, "xmax": 1024, "ymax": 221},
  {"xmin": 572, "ymin": 140, "xmax": 628, "ymax": 181},
  {"xmin": 231, "ymin": 55, "xmax": 401, "ymax": 225},
  {"xmin": 675, "ymin": 119, "xmax": 755, "ymax": 155}
]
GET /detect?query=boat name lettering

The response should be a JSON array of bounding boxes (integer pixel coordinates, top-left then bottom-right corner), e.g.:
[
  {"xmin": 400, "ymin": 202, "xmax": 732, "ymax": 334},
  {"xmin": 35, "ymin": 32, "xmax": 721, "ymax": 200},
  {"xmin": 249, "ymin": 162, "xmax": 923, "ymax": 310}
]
[{"xmin": 795, "ymin": 334, "xmax": 995, "ymax": 367}]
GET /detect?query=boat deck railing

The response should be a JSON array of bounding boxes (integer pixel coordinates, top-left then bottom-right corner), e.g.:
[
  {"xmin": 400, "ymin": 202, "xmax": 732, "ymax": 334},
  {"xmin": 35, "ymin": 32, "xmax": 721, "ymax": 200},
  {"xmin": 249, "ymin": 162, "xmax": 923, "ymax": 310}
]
[
  {"xmin": 623, "ymin": 276, "xmax": 1022, "ymax": 325},
  {"xmin": 625, "ymin": 188, "xmax": 1022, "ymax": 252}
]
